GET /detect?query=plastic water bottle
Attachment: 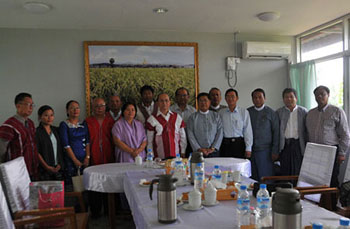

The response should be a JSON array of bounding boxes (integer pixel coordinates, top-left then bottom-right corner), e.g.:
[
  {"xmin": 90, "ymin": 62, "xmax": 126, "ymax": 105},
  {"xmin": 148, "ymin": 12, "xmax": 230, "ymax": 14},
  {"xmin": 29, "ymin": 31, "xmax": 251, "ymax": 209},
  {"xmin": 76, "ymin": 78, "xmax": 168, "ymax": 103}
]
[
  {"xmin": 174, "ymin": 160, "xmax": 185, "ymax": 184},
  {"xmin": 194, "ymin": 163, "xmax": 204, "ymax": 190},
  {"xmin": 312, "ymin": 222, "xmax": 323, "ymax": 229},
  {"xmin": 338, "ymin": 218, "xmax": 350, "ymax": 229},
  {"xmin": 212, "ymin": 165, "xmax": 222, "ymax": 182},
  {"xmin": 256, "ymin": 184, "xmax": 271, "ymax": 227},
  {"xmin": 146, "ymin": 148, "xmax": 154, "ymax": 168},
  {"xmin": 185, "ymin": 153, "xmax": 192, "ymax": 176},
  {"xmin": 175, "ymin": 153, "xmax": 182, "ymax": 162},
  {"xmin": 237, "ymin": 185, "xmax": 250, "ymax": 227}
]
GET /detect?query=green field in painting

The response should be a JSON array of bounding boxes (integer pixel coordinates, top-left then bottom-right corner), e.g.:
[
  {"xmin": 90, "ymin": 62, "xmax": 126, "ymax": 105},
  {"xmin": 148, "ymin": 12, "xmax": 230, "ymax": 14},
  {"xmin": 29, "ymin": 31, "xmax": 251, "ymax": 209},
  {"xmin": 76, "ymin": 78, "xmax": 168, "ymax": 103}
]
[{"xmin": 89, "ymin": 67, "xmax": 196, "ymax": 106}]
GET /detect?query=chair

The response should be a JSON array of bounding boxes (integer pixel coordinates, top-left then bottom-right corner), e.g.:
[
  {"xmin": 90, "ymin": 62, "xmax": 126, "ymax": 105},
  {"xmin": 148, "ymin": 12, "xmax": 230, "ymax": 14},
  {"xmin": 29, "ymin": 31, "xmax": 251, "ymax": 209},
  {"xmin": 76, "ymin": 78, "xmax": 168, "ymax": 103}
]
[
  {"xmin": 0, "ymin": 174, "xmax": 78, "ymax": 228},
  {"xmin": 0, "ymin": 157, "xmax": 88, "ymax": 228},
  {"xmin": 262, "ymin": 143, "xmax": 339, "ymax": 211}
]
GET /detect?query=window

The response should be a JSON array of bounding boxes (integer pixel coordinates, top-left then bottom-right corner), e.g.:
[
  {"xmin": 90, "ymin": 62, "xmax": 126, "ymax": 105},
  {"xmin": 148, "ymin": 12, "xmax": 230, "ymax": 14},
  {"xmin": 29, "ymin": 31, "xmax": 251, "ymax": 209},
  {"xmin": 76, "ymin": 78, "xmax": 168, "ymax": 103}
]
[
  {"xmin": 300, "ymin": 22, "xmax": 343, "ymax": 62},
  {"xmin": 297, "ymin": 16, "xmax": 349, "ymax": 109},
  {"xmin": 315, "ymin": 58, "xmax": 343, "ymax": 107}
]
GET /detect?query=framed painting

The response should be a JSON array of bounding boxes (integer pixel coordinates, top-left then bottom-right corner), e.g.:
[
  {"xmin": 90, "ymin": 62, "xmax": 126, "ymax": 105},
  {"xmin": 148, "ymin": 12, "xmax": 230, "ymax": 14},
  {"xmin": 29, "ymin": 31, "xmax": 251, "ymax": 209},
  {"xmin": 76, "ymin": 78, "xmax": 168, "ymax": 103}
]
[{"xmin": 84, "ymin": 41, "xmax": 199, "ymax": 115}]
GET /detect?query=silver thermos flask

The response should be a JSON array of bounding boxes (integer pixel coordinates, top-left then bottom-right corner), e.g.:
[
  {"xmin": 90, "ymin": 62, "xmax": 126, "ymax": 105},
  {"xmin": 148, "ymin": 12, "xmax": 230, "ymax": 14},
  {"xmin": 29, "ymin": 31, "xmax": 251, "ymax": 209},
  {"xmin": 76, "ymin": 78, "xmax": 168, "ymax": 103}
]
[
  {"xmin": 272, "ymin": 188, "xmax": 302, "ymax": 229},
  {"xmin": 190, "ymin": 151, "xmax": 204, "ymax": 184},
  {"xmin": 149, "ymin": 174, "xmax": 178, "ymax": 223}
]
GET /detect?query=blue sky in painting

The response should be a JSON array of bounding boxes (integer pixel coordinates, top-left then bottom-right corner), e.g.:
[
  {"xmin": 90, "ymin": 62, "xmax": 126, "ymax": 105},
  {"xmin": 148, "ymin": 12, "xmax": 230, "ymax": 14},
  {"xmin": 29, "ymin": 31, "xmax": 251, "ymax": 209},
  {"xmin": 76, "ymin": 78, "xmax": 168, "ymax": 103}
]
[{"xmin": 89, "ymin": 45, "xmax": 194, "ymax": 65}]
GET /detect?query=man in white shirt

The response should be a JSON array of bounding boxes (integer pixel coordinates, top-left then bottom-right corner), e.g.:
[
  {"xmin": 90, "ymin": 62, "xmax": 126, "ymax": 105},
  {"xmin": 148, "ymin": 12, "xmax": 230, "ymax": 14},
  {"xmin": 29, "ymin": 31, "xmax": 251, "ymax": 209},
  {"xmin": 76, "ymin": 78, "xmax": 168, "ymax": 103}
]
[
  {"xmin": 107, "ymin": 95, "xmax": 122, "ymax": 121},
  {"xmin": 276, "ymin": 88, "xmax": 308, "ymax": 176},
  {"xmin": 209, "ymin": 87, "xmax": 227, "ymax": 112},
  {"xmin": 136, "ymin": 85, "xmax": 158, "ymax": 125},
  {"xmin": 170, "ymin": 87, "xmax": 196, "ymax": 124},
  {"xmin": 219, "ymin": 88, "xmax": 253, "ymax": 159},
  {"xmin": 146, "ymin": 93, "xmax": 187, "ymax": 159}
]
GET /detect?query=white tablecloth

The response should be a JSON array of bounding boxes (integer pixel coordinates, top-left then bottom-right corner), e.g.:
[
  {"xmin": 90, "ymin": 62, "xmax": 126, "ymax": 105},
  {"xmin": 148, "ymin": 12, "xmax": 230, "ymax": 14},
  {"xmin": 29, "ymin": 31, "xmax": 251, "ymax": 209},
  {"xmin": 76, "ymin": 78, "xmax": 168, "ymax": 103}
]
[
  {"xmin": 205, "ymin": 157, "xmax": 251, "ymax": 177},
  {"xmin": 83, "ymin": 158, "xmax": 251, "ymax": 193},
  {"xmin": 83, "ymin": 163, "xmax": 163, "ymax": 193},
  {"xmin": 123, "ymin": 170, "xmax": 343, "ymax": 229}
]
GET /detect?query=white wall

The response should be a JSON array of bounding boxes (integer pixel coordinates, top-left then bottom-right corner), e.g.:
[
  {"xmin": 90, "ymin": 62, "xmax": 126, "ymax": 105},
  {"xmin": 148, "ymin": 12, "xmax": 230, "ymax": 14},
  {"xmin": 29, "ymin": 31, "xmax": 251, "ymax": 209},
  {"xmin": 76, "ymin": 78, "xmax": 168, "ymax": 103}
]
[{"xmin": 0, "ymin": 28, "xmax": 292, "ymax": 125}]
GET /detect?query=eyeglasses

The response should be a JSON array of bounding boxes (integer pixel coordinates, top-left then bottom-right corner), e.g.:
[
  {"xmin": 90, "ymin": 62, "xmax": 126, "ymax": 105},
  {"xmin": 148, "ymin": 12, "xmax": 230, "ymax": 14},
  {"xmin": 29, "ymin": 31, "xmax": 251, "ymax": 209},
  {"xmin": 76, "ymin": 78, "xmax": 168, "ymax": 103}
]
[{"xmin": 19, "ymin": 102, "xmax": 35, "ymax": 108}]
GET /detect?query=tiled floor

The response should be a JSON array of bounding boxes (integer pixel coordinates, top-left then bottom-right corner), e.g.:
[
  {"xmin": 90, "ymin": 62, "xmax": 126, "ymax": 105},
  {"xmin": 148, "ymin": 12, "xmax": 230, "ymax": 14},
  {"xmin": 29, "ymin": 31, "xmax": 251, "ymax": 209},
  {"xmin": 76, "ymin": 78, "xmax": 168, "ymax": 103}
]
[{"xmin": 88, "ymin": 214, "xmax": 136, "ymax": 229}]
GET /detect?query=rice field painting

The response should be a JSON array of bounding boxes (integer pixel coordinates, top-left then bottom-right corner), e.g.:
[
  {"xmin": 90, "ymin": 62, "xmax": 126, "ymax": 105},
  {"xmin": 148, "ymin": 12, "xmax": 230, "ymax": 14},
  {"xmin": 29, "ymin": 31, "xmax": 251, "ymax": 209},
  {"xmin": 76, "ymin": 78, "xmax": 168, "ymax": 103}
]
[{"xmin": 84, "ymin": 41, "xmax": 199, "ymax": 115}]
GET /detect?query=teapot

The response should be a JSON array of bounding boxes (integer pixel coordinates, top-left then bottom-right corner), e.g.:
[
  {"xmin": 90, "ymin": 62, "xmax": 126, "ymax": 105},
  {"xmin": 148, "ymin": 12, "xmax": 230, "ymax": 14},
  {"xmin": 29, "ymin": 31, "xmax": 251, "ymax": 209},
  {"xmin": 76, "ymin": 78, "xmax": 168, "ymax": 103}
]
[{"xmin": 149, "ymin": 174, "xmax": 178, "ymax": 223}]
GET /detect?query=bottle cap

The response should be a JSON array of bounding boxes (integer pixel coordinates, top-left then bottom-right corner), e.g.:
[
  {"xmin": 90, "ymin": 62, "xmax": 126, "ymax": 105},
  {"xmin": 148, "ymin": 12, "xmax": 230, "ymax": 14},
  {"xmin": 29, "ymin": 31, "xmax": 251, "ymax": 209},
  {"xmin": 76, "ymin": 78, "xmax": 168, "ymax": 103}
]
[
  {"xmin": 240, "ymin": 185, "xmax": 247, "ymax": 190},
  {"xmin": 176, "ymin": 153, "xmax": 180, "ymax": 157},
  {"xmin": 340, "ymin": 218, "xmax": 350, "ymax": 226},
  {"xmin": 312, "ymin": 222, "xmax": 323, "ymax": 229},
  {"xmin": 260, "ymin": 184, "xmax": 267, "ymax": 189},
  {"xmin": 214, "ymin": 165, "xmax": 219, "ymax": 169},
  {"xmin": 148, "ymin": 148, "xmax": 152, "ymax": 152},
  {"xmin": 197, "ymin": 163, "xmax": 201, "ymax": 166}
]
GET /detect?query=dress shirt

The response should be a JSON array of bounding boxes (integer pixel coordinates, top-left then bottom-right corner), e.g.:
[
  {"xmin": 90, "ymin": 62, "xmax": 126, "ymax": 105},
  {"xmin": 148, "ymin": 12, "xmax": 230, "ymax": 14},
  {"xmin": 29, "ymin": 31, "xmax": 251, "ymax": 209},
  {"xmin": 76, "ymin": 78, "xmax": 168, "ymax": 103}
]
[
  {"xmin": 109, "ymin": 110, "xmax": 121, "ymax": 121},
  {"xmin": 187, "ymin": 110, "xmax": 223, "ymax": 151},
  {"xmin": 306, "ymin": 104, "xmax": 350, "ymax": 155},
  {"xmin": 49, "ymin": 132, "xmax": 58, "ymax": 165},
  {"xmin": 170, "ymin": 104, "xmax": 196, "ymax": 123},
  {"xmin": 219, "ymin": 107, "xmax": 253, "ymax": 151},
  {"xmin": 284, "ymin": 106, "xmax": 299, "ymax": 139},
  {"xmin": 254, "ymin": 104, "xmax": 265, "ymax": 111}
]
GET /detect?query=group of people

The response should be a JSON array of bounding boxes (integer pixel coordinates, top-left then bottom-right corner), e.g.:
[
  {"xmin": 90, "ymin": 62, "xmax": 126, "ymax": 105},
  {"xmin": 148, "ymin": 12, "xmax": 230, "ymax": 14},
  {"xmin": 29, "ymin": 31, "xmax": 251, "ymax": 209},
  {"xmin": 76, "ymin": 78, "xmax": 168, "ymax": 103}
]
[{"xmin": 0, "ymin": 84, "xmax": 349, "ymax": 212}]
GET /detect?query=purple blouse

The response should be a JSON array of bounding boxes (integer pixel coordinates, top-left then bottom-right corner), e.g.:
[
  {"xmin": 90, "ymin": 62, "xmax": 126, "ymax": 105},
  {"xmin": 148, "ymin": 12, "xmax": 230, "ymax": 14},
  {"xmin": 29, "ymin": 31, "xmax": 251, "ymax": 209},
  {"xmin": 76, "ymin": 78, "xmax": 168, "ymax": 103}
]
[{"xmin": 112, "ymin": 118, "xmax": 147, "ymax": 163}]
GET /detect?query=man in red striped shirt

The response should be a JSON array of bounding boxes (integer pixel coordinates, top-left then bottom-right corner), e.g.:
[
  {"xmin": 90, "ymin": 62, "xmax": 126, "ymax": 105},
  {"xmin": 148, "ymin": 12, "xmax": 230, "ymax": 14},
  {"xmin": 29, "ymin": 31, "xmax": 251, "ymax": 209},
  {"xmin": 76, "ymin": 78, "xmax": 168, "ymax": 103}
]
[
  {"xmin": 0, "ymin": 92, "xmax": 39, "ymax": 180},
  {"xmin": 146, "ymin": 93, "xmax": 187, "ymax": 159}
]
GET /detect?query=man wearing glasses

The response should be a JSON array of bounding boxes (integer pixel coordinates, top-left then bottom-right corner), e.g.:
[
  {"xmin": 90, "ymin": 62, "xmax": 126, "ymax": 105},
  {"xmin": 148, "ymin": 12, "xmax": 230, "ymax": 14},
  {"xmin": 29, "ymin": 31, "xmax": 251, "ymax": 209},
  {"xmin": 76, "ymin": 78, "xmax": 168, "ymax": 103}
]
[
  {"xmin": 0, "ymin": 92, "xmax": 39, "ymax": 180},
  {"xmin": 86, "ymin": 98, "xmax": 115, "ymax": 166}
]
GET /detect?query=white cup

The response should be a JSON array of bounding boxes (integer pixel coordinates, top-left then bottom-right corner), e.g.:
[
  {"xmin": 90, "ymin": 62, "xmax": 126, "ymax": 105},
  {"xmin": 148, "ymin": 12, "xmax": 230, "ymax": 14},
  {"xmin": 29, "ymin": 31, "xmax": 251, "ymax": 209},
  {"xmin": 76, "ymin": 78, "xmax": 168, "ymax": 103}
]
[
  {"xmin": 188, "ymin": 189, "xmax": 201, "ymax": 209},
  {"xmin": 205, "ymin": 192, "xmax": 216, "ymax": 205},
  {"xmin": 135, "ymin": 155, "xmax": 142, "ymax": 166},
  {"xmin": 232, "ymin": 171, "xmax": 241, "ymax": 182}
]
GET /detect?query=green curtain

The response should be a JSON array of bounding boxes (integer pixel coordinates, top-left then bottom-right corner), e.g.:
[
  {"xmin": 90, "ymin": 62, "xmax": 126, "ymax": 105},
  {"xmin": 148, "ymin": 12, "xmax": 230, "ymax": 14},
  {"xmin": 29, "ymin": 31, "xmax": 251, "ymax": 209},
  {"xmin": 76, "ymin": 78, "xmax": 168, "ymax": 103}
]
[{"xmin": 289, "ymin": 60, "xmax": 317, "ymax": 110}]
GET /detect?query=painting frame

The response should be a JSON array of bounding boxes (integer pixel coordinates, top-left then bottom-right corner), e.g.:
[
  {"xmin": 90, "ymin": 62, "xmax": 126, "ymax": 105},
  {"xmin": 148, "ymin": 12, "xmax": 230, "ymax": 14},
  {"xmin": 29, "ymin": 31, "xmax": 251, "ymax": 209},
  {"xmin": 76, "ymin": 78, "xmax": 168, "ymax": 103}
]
[{"xmin": 84, "ymin": 41, "xmax": 199, "ymax": 115}]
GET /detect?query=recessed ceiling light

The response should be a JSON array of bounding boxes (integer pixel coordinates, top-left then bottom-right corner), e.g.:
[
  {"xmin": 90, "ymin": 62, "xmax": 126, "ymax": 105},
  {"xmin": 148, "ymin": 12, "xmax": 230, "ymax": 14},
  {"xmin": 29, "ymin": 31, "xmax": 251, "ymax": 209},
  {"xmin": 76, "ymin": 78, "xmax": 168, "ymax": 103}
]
[
  {"xmin": 257, "ymin": 12, "xmax": 280, "ymax": 22},
  {"xmin": 153, "ymin": 8, "xmax": 168, "ymax": 14},
  {"xmin": 23, "ymin": 2, "xmax": 51, "ymax": 14}
]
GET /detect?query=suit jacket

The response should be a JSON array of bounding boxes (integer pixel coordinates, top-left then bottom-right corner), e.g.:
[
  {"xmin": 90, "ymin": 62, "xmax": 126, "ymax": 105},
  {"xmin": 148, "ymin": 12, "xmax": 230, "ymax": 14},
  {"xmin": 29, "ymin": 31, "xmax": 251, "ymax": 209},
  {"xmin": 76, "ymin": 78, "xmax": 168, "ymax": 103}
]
[
  {"xmin": 35, "ymin": 124, "xmax": 64, "ymax": 169},
  {"xmin": 276, "ymin": 105, "xmax": 308, "ymax": 155}
]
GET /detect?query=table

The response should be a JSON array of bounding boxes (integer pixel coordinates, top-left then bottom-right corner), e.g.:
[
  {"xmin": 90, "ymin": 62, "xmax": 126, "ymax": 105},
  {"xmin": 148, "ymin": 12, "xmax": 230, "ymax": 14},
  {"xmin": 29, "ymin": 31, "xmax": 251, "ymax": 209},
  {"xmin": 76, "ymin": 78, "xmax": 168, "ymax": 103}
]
[
  {"xmin": 83, "ymin": 162, "xmax": 162, "ymax": 193},
  {"xmin": 205, "ymin": 158, "xmax": 251, "ymax": 177},
  {"xmin": 83, "ymin": 163, "xmax": 163, "ymax": 228},
  {"xmin": 83, "ymin": 158, "xmax": 251, "ymax": 193},
  {"xmin": 123, "ymin": 170, "xmax": 344, "ymax": 229}
]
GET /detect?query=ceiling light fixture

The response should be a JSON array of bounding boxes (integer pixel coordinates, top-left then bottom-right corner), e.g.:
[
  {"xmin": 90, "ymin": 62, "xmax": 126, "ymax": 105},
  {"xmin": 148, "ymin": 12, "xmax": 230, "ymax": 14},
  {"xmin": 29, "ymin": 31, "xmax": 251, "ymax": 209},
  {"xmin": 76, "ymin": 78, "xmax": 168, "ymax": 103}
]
[
  {"xmin": 153, "ymin": 8, "xmax": 168, "ymax": 14},
  {"xmin": 257, "ymin": 12, "xmax": 280, "ymax": 22},
  {"xmin": 23, "ymin": 2, "xmax": 51, "ymax": 14}
]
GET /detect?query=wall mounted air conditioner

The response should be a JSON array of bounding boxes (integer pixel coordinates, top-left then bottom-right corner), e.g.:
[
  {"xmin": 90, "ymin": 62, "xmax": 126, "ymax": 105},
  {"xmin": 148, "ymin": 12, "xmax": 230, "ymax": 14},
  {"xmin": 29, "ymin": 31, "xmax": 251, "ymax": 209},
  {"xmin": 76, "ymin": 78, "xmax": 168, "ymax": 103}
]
[{"xmin": 242, "ymin": 41, "xmax": 291, "ymax": 59}]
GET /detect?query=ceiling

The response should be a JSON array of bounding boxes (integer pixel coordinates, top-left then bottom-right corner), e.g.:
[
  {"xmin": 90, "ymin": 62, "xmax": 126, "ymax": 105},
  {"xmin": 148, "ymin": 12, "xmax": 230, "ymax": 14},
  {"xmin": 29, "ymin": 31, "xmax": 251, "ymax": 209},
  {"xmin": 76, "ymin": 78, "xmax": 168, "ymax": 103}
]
[{"xmin": 1, "ymin": 0, "xmax": 350, "ymax": 35}]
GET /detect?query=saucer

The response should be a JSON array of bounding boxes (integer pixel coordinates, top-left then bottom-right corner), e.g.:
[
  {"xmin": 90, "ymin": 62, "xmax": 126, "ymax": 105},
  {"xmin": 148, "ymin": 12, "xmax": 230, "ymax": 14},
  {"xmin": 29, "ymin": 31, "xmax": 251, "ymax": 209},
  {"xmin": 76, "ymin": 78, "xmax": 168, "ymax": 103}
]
[
  {"xmin": 202, "ymin": 200, "xmax": 219, "ymax": 206},
  {"xmin": 139, "ymin": 182, "xmax": 150, "ymax": 187},
  {"xmin": 182, "ymin": 204, "xmax": 204, "ymax": 211}
]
